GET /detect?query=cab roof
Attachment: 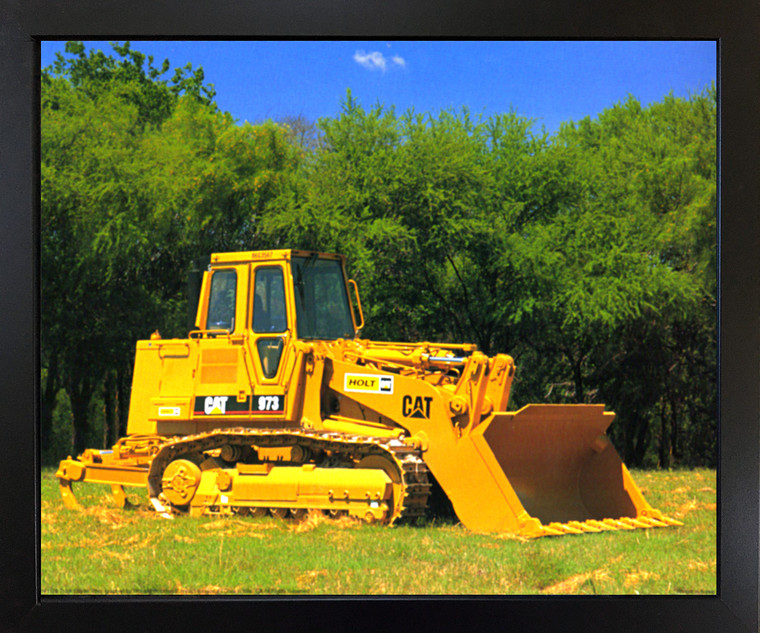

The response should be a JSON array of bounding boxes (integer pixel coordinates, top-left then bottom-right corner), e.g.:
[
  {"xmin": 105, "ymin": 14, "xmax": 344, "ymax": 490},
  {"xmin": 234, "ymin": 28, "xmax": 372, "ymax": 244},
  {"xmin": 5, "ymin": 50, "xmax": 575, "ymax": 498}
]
[{"xmin": 210, "ymin": 249, "xmax": 345, "ymax": 266}]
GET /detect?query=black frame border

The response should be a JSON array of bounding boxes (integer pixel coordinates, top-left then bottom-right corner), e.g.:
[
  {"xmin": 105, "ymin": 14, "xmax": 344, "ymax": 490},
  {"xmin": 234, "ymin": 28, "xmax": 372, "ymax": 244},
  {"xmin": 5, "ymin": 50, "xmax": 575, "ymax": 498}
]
[{"xmin": 1, "ymin": 1, "xmax": 757, "ymax": 631}]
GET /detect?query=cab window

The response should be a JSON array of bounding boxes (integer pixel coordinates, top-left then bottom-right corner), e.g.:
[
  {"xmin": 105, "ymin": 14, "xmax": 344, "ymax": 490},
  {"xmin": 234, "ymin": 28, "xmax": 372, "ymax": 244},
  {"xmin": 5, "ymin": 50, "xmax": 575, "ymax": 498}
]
[
  {"xmin": 252, "ymin": 267, "xmax": 287, "ymax": 379},
  {"xmin": 292, "ymin": 257, "xmax": 354, "ymax": 339},
  {"xmin": 252, "ymin": 267, "xmax": 287, "ymax": 333},
  {"xmin": 206, "ymin": 269, "xmax": 237, "ymax": 331}
]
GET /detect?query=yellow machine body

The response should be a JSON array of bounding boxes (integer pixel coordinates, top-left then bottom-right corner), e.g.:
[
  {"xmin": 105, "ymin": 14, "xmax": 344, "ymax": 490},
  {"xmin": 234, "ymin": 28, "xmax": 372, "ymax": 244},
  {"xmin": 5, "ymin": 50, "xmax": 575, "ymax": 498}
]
[{"xmin": 57, "ymin": 249, "xmax": 681, "ymax": 537}]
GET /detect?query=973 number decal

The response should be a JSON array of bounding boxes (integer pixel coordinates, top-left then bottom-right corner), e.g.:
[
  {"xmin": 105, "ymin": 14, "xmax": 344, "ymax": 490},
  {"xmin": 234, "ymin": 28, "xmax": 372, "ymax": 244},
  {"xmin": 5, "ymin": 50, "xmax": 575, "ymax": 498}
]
[{"xmin": 255, "ymin": 395, "xmax": 283, "ymax": 412}]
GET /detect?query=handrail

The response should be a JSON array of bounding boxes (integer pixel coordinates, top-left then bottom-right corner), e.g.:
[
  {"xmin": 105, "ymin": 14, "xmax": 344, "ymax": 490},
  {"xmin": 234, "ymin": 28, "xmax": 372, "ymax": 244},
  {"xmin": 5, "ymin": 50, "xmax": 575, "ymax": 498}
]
[
  {"xmin": 348, "ymin": 279, "xmax": 365, "ymax": 333},
  {"xmin": 188, "ymin": 328, "xmax": 233, "ymax": 339}
]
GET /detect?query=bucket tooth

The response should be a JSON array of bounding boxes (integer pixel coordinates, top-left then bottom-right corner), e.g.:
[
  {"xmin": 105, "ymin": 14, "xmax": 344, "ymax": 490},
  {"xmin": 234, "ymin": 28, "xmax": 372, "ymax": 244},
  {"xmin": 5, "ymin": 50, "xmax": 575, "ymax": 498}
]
[
  {"xmin": 541, "ymin": 520, "xmax": 605, "ymax": 535},
  {"xmin": 535, "ymin": 515, "xmax": 685, "ymax": 537},
  {"xmin": 569, "ymin": 520, "xmax": 602, "ymax": 533},
  {"xmin": 601, "ymin": 518, "xmax": 636, "ymax": 530},
  {"xmin": 585, "ymin": 520, "xmax": 618, "ymax": 531},
  {"xmin": 618, "ymin": 517, "xmax": 654, "ymax": 529},
  {"xmin": 547, "ymin": 522, "xmax": 584, "ymax": 535}
]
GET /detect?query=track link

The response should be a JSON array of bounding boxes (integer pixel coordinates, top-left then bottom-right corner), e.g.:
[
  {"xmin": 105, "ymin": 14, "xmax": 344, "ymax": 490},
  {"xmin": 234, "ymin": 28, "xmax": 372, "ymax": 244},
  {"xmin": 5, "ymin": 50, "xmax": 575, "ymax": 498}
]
[{"xmin": 147, "ymin": 428, "xmax": 432, "ymax": 523}]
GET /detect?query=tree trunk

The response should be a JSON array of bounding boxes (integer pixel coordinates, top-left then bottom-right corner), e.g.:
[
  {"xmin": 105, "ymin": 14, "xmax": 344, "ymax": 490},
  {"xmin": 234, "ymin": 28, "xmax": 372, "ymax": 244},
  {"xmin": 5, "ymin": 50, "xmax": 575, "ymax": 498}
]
[
  {"xmin": 40, "ymin": 354, "xmax": 59, "ymax": 461},
  {"xmin": 68, "ymin": 371, "xmax": 93, "ymax": 456},
  {"xmin": 103, "ymin": 371, "xmax": 115, "ymax": 448},
  {"xmin": 658, "ymin": 399, "xmax": 670, "ymax": 468},
  {"xmin": 633, "ymin": 414, "xmax": 650, "ymax": 467},
  {"xmin": 669, "ymin": 397, "xmax": 680, "ymax": 464},
  {"xmin": 572, "ymin": 360, "xmax": 585, "ymax": 403},
  {"xmin": 565, "ymin": 343, "xmax": 586, "ymax": 404},
  {"xmin": 115, "ymin": 364, "xmax": 131, "ymax": 441}
]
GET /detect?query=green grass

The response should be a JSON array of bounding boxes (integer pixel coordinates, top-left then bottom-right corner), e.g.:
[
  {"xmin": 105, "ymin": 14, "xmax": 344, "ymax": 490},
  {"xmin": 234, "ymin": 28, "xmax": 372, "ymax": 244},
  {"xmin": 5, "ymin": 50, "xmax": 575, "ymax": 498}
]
[{"xmin": 40, "ymin": 467, "xmax": 716, "ymax": 595}]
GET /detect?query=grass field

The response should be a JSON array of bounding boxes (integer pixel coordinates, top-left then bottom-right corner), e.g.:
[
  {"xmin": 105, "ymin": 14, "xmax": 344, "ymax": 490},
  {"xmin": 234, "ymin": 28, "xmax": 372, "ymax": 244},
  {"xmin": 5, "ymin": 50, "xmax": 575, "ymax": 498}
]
[{"xmin": 40, "ymin": 467, "xmax": 716, "ymax": 595}]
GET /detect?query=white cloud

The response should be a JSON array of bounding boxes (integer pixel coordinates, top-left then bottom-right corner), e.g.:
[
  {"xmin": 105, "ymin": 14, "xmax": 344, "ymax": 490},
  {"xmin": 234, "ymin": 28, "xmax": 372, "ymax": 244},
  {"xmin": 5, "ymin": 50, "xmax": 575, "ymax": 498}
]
[
  {"xmin": 354, "ymin": 50, "xmax": 406, "ymax": 72},
  {"xmin": 354, "ymin": 50, "xmax": 386, "ymax": 71}
]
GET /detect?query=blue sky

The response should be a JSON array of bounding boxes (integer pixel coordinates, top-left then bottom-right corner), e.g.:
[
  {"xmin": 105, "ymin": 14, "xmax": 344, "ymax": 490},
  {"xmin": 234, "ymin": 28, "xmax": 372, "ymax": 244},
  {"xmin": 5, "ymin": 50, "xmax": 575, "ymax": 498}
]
[{"xmin": 41, "ymin": 40, "xmax": 716, "ymax": 135}]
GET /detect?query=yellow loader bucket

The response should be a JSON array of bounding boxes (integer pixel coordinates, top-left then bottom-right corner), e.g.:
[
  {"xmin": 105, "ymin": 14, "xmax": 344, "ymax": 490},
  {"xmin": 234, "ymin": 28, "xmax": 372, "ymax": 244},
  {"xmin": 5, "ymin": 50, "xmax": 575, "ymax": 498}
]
[{"xmin": 428, "ymin": 404, "xmax": 681, "ymax": 537}]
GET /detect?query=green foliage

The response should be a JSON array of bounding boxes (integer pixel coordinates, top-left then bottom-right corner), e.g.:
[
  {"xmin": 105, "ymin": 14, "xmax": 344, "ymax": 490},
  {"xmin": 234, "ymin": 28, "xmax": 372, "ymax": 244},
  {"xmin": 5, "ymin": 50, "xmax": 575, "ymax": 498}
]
[
  {"xmin": 263, "ymin": 88, "xmax": 716, "ymax": 467},
  {"xmin": 541, "ymin": 91, "xmax": 717, "ymax": 466},
  {"xmin": 41, "ymin": 42, "xmax": 299, "ymax": 457},
  {"xmin": 263, "ymin": 96, "xmax": 550, "ymax": 351},
  {"xmin": 40, "ymin": 41, "xmax": 716, "ymax": 470},
  {"xmin": 50, "ymin": 41, "xmax": 215, "ymax": 124}
]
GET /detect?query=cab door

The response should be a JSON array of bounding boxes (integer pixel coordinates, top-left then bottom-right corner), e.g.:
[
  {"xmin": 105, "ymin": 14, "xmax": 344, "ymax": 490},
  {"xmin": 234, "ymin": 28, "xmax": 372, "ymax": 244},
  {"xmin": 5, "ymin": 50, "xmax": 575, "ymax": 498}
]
[
  {"xmin": 246, "ymin": 263, "xmax": 293, "ymax": 422},
  {"xmin": 191, "ymin": 265, "xmax": 255, "ymax": 430}
]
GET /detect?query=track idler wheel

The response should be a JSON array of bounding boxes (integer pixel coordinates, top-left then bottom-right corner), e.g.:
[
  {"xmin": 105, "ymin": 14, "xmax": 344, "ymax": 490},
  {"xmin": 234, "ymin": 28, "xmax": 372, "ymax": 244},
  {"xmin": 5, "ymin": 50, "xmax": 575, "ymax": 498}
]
[
  {"xmin": 161, "ymin": 459, "xmax": 203, "ymax": 507},
  {"xmin": 357, "ymin": 454, "xmax": 403, "ymax": 520}
]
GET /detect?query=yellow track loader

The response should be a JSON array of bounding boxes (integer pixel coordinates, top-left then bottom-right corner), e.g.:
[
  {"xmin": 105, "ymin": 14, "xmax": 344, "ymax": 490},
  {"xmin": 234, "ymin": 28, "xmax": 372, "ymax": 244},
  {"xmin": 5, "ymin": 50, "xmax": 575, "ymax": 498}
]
[{"xmin": 56, "ymin": 249, "xmax": 681, "ymax": 537}]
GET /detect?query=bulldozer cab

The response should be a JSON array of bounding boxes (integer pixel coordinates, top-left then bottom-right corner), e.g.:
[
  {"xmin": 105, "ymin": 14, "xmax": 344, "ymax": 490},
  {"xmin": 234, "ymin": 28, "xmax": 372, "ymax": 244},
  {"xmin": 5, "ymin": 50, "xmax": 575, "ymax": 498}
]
[
  {"xmin": 124, "ymin": 250, "xmax": 363, "ymax": 436},
  {"xmin": 198, "ymin": 251, "xmax": 359, "ymax": 340},
  {"xmin": 195, "ymin": 249, "xmax": 361, "ymax": 387}
]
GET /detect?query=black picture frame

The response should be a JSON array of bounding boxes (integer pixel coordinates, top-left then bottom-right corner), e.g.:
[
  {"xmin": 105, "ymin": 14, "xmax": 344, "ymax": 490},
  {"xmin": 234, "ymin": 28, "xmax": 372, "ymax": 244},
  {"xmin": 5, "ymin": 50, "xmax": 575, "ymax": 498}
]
[{"xmin": 1, "ymin": 1, "xmax": 757, "ymax": 631}]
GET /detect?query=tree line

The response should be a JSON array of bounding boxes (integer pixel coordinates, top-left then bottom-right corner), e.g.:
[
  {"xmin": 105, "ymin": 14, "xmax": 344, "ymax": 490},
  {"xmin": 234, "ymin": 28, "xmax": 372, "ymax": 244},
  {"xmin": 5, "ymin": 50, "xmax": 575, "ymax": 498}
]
[{"xmin": 41, "ymin": 42, "xmax": 717, "ymax": 468}]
